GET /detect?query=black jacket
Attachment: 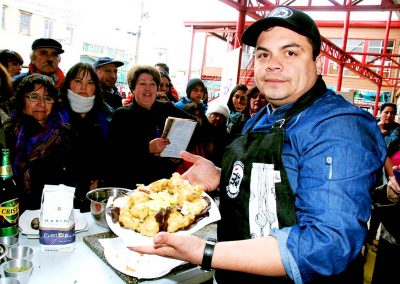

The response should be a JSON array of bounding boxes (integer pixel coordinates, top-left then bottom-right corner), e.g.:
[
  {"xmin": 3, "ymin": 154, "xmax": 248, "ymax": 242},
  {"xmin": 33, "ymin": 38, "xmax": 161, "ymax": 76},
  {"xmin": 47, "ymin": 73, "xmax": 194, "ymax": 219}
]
[{"xmin": 105, "ymin": 100, "xmax": 193, "ymax": 188}]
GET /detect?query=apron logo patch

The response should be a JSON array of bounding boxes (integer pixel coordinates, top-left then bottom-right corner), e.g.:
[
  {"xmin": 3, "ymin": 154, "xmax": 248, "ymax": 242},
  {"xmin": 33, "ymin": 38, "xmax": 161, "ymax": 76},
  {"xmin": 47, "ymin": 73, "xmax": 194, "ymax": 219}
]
[{"xmin": 227, "ymin": 161, "xmax": 244, "ymax": 198}]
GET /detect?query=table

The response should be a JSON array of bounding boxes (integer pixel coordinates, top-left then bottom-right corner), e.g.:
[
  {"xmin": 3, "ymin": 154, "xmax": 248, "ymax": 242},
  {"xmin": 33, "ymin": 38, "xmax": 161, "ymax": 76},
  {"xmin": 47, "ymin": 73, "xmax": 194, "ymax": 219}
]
[{"xmin": 15, "ymin": 213, "xmax": 215, "ymax": 284}]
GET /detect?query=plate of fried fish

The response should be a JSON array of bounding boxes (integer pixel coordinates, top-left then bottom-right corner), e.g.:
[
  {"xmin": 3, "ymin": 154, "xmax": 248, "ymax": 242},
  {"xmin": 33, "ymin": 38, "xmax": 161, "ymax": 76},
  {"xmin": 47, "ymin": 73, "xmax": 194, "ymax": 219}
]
[{"xmin": 106, "ymin": 173, "xmax": 221, "ymax": 246}]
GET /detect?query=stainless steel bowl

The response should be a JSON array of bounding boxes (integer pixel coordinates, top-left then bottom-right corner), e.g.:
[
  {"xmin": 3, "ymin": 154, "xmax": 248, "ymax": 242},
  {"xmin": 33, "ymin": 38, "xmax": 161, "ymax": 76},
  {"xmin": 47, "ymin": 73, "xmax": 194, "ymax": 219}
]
[
  {"xmin": 86, "ymin": 187, "xmax": 131, "ymax": 228},
  {"xmin": 0, "ymin": 277, "xmax": 20, "ymax": 284},
  {"xmin": 6, "ymin": 246, "xmax": 33, "ymax": 261}
]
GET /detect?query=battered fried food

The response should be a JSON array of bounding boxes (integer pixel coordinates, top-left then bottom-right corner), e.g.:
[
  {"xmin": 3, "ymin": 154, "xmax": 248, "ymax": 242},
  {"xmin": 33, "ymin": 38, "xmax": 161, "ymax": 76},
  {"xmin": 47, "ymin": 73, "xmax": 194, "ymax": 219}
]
[{"xmin": 112, "ymin": 173, "xmax": 209, "ymax": 236}]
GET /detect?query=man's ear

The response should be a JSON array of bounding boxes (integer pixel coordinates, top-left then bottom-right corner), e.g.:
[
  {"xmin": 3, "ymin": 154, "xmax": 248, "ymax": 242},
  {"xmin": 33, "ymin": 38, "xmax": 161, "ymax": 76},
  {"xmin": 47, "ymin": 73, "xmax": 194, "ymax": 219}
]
[{"xmin": 315, "ymin": 55, "xmax": 323, "ymax": 75}]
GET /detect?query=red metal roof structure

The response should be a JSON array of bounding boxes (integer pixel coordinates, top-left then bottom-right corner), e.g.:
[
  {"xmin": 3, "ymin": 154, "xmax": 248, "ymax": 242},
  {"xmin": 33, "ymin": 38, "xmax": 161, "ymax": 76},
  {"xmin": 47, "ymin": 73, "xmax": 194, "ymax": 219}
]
[{"xmin": 185, "ymin": 0, "xmax": 400, "ymax": 116}]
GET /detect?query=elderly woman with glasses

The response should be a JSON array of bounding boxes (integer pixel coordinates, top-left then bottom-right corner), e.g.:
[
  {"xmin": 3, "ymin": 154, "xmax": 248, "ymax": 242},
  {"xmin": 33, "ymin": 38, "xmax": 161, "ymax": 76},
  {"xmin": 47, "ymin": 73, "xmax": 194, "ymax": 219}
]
[{"xmin": 5, "ymin": 74, "xmax": 76, "ymax": 213}]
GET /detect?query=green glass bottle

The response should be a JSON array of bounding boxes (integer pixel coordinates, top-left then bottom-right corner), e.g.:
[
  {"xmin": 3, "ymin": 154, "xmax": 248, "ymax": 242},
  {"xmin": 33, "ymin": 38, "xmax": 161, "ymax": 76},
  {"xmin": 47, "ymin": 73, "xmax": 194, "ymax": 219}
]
[{"xmin": 0, "ymin": 149, "xmax": 19, "ymax": 246}]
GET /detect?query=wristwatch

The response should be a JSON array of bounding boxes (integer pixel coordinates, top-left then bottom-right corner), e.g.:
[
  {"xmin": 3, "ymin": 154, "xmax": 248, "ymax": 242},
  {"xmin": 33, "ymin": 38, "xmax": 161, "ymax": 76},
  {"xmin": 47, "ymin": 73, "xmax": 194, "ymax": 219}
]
[{"xmin": 200, "ymin": 237, "xmax": 217, "ymax": 271}]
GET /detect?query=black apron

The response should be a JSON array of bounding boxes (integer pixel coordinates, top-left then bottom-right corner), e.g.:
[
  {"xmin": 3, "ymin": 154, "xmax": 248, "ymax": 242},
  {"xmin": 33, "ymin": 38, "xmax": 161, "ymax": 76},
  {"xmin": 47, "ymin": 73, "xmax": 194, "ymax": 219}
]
[{"xmin": 216, "ymin": 78, "xmax": 363, "ymax": 283}]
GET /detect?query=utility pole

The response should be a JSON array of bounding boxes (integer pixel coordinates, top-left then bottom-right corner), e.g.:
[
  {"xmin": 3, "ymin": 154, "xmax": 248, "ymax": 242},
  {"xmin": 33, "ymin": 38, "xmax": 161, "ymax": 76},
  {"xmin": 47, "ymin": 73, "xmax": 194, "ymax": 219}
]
[{"xmin": 134, "ymin": 0, "xmax": 145, "ymax": 64}]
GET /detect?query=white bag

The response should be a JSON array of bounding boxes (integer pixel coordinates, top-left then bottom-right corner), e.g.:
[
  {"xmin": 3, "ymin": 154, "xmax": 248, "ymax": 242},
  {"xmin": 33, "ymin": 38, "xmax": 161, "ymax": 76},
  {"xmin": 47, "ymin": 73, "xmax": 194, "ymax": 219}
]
[{"xmin": 39, "ymin": 184, "xmax": 76, "ymax": 252}]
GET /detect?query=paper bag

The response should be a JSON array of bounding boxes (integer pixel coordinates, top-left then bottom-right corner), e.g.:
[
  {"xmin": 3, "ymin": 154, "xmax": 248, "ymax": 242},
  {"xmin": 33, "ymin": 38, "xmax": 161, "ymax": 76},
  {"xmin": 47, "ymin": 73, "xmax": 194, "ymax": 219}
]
[{"xmin": 39, "ymin": 184, "xmax": 76, "ymax": 252}]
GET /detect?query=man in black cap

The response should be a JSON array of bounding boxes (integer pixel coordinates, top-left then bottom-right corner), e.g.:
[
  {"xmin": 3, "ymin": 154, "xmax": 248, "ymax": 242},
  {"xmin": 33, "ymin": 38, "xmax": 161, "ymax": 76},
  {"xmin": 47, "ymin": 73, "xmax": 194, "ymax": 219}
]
[
  {"xmin": 93, "ymin": 57, "xmax": 124, "ymax": 110},
  {"xmin": 130, "ymin": 6, "xmax": 387, "ymax": 284},
  {"xmin": 13, "ymin": 38, "xmax": 65, "ymax": 89}
]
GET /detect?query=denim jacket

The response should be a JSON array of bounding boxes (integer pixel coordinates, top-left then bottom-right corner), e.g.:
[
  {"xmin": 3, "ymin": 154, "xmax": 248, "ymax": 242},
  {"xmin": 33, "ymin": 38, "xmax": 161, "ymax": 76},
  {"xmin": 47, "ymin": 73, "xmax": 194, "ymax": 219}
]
[{"xmin": 243, "ymin": 89, "xmax": 386, "ymax": 283}]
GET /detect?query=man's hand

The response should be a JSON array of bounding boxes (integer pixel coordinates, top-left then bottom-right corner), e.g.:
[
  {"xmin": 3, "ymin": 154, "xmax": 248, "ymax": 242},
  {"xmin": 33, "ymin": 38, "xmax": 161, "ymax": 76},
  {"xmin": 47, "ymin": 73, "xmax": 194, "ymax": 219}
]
[
  {"xmin": 180, "ymin": 151, "xmax": 221, "ymax": 192},
  {"xmin": 128, "ymin": 232, "xmax": 205, "ymax": 265}
]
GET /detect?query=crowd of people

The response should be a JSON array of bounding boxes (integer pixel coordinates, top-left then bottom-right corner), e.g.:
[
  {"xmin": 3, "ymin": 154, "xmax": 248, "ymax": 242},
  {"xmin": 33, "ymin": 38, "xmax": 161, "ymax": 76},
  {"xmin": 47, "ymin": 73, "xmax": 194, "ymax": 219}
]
[
  {"xmin": 0, "ymin": 6, "xmax": 398, "ymax": 283},
  {"xmin": 0, "ymin": 37, "xmax": 256, "ymax": 212}
]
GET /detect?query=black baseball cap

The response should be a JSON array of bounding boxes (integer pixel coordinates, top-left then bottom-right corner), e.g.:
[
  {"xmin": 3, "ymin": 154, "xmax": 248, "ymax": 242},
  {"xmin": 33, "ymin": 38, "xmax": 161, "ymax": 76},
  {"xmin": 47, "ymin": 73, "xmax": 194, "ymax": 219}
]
[
  {"xmin": 93, "ymin": 57, "xmax": 124, "ymax": 69},
  {"xmin": 31, "ymin": 38, "xmax": 64, "ymax": 54},
  {"xmin": 241, "ymin": 6, "xmax": 321, "ymax": 58}
]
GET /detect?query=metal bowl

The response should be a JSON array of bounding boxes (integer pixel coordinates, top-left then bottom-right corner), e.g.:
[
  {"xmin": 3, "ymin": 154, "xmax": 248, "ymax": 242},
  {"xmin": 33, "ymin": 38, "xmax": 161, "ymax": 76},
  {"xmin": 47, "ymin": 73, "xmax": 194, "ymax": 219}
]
[
  {"xmin": 86, "ymin": 187, "xmax": 131, "ymax": 228},
  {"xmin": 6, "ymin": 246, "xmax": 33, "ymax": 261},
  {"xmin": 0, "ymin": 277, "xmax": 20, "ymax": 284}
]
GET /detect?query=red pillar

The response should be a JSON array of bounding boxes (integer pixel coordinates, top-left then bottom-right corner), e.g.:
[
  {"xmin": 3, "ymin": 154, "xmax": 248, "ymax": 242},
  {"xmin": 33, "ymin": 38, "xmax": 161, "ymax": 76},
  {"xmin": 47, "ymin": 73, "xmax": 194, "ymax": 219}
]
[
  {"xmin": 373, "ymin": 11, "xmax": 392, "ymax": 117},
  {"xmin": 188, "ymin": 26, "xmax": 195, "ymax": 81},
  {"xmin": 235, "ymin": 0, "xmax": 247, "ymax": 84},
  {"xmin": 336, "ymin": 10, "xmax": 350, "ymax": 92},
  {"xmin": 234, "ymin": 1, "xmax": 246, "ymax": 49}
]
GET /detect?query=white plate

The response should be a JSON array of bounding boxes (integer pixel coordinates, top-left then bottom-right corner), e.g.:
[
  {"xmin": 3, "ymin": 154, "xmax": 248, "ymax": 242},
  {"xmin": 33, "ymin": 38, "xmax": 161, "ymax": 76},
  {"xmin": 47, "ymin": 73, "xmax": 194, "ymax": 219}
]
[
  {"xmin": 19, "ymin": 209, "xmax": 88, "ymax": 237},
  {"xmin": 99, "ymin": 237, "xmax": 185, "ymax": 279},
  {"xmin": 106, "ymin": 191, "xmax": 221, "ymax": 246}
]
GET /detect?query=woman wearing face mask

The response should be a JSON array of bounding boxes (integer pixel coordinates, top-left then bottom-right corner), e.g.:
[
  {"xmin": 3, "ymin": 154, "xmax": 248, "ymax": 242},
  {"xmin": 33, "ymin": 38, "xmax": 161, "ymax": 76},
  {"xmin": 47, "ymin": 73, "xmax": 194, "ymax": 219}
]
[{"xmin": 59, "ymin": 62, "xmax": 113, "ymax": 211}]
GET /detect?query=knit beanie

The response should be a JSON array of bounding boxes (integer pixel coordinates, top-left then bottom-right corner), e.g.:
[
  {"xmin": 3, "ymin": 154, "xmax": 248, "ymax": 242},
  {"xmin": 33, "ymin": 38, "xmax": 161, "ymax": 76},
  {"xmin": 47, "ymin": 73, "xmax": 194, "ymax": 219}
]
[
  {"xmin": 186, "ymin": 78, "xmax": 205, "ymax": 98},
  {"xmin": 206, "ymin": 103, "xmax": 230, "ymax": 119}
]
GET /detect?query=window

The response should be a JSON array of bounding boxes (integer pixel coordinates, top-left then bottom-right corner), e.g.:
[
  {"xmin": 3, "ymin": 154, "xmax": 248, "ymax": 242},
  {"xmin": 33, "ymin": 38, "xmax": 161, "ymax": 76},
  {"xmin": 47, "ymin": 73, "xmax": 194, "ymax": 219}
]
[
  {"xmin": 2, "ymin": 5, "xmax": 7, "ymax": 30},
  {"xmin": 82, "ymin": 43, "xmax": 104, "ymax": 55},
  {"xmin": 326, "ymin": 38, "xmax": 395, "ymax": 78},
  {"xmin": 65, "ymin": 26, "xmax": 74, "ymax": 44},
  {"xmin": 342, "ymin": 39, "xmax": 364, "ymax": 77},
  {"xmin": 19, "ymin": 10, "xmax": 31, "ymax": 35},
  {"xmin": 107, "ymin": 47, "xmax": 116, "ymax": 57},
  {"xmin": 44, "ymin": 19, "xmax": 53, "ymax": 38},
  {"xmin": 367, "ymin": 40, "xmax": 395, "ymax": 77}
]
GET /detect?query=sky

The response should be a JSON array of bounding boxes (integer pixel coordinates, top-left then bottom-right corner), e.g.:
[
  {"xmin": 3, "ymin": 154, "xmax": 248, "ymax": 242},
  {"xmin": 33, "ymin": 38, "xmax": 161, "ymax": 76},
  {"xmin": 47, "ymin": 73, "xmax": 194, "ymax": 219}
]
[
  {"xmin": 14, "ymin": 0, "xmax": 397, "ymax": 81},
  {"xmin": 73, "ymin": 0, "xmax": 242, "ymax": 71},
  {"xmin": 68, "ymin": 0, "xmax": 398, "ymax": 93},
  {"xmin": 74, "ymin": 0, "xmax": 397, "ymax": 65}
]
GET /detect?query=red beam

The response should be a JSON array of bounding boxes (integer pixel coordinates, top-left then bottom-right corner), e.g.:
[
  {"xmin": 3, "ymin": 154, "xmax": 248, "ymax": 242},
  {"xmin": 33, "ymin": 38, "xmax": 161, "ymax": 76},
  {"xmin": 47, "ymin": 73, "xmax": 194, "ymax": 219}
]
[
  {"xmin": 321, "ymin": 36, "xmax": 383, "ymax": 86},
  {"xmin": 247, "ymin": 5, "xmax": 400, "ymax": 13},
  {"xmin": 184, "ymin": 21, "xmax": 400, "ymax": 29}
]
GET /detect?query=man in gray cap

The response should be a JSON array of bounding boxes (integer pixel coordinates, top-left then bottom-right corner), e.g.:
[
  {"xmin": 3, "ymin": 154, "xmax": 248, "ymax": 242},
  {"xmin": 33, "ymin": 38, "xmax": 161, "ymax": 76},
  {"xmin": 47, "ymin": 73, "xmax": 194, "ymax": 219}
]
[
  {"xmin": 13, "ymin": 38, "xmax": 65, "ymax": 88},
  {"xmin": 130, "ymin": 6, "xmax": 387, "ymax": 284},
  {"xmin": 93, "ymin": 57, "xmax": 124, "ymax": 110}
]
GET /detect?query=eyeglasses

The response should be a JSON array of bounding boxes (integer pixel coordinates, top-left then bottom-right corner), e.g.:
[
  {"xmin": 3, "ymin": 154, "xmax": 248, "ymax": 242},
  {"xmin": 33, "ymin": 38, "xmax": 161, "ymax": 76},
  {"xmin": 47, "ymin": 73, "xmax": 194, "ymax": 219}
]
[
  {"xmin": 251, "ymin": 94, "xmax": 264, "ymax": 100},
  {"xmin": 233, "ymin": 94, "xmax": 247, "ymax": 101},
  {"xmin": 160, "ymin": 83, "xmax": 170, "ymax": 89},
  {"xmin": 25, "ymin": 93, "xmax": 55, "ymax": 104}
]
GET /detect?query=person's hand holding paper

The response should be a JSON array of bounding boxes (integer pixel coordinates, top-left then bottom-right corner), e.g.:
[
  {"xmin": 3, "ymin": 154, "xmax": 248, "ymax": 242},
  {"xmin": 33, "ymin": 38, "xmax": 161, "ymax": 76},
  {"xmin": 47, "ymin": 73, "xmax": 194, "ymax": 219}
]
[{"xmin": 160, "ymin": 117, "xmax": 197, "ymax": 158}]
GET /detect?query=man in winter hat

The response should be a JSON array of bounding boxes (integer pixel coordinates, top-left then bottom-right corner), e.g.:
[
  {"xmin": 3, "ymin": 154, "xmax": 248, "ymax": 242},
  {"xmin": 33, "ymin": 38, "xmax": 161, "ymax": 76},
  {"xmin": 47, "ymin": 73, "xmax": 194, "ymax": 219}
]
[{"xmin": 175, "ymin": 78, "xmax": 208, "ymax": 115}]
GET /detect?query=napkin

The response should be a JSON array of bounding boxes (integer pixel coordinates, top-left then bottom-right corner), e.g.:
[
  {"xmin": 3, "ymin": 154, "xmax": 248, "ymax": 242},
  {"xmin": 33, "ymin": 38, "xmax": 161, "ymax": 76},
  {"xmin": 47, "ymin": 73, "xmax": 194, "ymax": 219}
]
[
  {"xmin": 99, "ymin": 237, "xmax": 185, "ymax": 279},
  {"xmin": 19, "ymin": 209, "xmax": 88, "ymax": 238}
]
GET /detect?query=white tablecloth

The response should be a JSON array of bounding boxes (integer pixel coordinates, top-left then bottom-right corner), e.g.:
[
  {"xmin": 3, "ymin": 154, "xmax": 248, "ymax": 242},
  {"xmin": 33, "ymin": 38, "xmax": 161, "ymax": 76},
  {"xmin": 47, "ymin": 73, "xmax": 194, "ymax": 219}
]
[
  {"xmin": 16, "ymin": 213, "xmax": 125, "ymax": 284},
  {"xmin": 12, "ymin": 213, "xmax": 214, "ymax": 284}
]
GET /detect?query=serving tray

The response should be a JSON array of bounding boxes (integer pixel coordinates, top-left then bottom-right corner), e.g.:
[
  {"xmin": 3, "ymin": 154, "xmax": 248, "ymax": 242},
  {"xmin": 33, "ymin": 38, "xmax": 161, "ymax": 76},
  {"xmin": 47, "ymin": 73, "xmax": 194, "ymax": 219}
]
[{"xmin": 83, "ymin": 223, "xmax": 217, "ymax": 283}]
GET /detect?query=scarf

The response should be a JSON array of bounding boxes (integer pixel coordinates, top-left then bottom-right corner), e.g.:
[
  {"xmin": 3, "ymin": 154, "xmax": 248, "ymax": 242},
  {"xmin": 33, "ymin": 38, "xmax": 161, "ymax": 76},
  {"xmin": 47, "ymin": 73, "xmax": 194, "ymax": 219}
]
[
  {"xmin": 28, "ymin": 63, "xmax": 65, "ymax": 89},
  {"xmin": 67, "ymin": 89, "xmax": 95, "ymax": 113},
  {"xmin": 14, "ymin": 113, "xmax": 66, "ymax": 193}
]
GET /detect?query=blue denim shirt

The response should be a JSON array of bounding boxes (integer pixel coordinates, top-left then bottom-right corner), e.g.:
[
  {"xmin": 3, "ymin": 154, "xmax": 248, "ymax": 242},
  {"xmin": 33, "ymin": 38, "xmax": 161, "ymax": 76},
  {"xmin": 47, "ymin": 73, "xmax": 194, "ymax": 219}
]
[{"xmin": 243, "ymin": 90, "xmax": 386, "ymax": 283}]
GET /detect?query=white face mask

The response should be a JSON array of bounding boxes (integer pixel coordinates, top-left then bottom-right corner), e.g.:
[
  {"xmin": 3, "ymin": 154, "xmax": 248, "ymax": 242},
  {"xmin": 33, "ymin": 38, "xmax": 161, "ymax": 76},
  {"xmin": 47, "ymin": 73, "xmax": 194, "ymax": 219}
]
[{"xmin": 67, "ymin": 89, "xmax": 95, "ymax": 113}]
